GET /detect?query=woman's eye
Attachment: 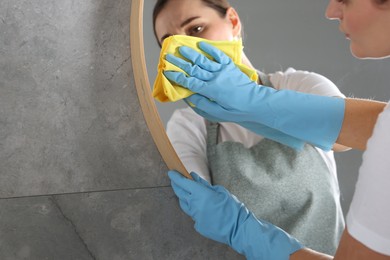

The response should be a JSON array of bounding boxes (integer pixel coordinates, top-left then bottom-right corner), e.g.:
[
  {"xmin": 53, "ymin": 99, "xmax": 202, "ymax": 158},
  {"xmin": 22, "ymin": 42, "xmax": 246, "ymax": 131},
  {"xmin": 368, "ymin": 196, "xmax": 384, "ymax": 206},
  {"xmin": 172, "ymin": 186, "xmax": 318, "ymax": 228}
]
[{"xmin": 190, "ymin": 26, "xmax": 203, "ymax": 35}]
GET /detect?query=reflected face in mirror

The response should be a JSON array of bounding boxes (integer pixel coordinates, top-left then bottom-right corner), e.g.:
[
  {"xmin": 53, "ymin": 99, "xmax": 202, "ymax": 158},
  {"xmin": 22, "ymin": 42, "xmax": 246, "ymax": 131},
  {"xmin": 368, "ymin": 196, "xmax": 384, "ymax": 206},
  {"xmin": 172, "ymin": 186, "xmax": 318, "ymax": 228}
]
[
  {"xmin": 150, "ymin": 0, "xmax": 247, "ymax": 125},
  {"xmin": 149, "ymin": 2, "xmax": 348, "ymax": 255},
  {"xmin": 154, "ymin": 0, "xmax": 241, "ymax": 46}
]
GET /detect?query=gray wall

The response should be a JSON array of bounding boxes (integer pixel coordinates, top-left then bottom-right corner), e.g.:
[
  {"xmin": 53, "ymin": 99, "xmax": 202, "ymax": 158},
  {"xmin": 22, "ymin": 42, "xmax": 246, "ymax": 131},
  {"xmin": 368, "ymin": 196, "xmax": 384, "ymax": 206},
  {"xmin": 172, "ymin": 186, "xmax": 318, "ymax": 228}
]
[
  {"xmin": 1, "ymin": 0, "xmax": 389, "ymax": 258},
  {"xmin": 0, "ymin": 0, "xmax": 242, "ymax": 258},
  {"xmin": 144, "ymin": 0, "xmax": 390, "ymax": 217}
]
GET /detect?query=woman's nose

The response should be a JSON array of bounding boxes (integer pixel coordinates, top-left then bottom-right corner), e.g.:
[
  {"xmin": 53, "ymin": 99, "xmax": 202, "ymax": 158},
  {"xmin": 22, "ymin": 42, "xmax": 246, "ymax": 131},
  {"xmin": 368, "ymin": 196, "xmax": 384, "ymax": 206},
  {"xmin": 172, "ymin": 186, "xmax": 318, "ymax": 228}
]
[{"xmin": 325, "ymin": 0, "xmax": 343, "ymax": 20}]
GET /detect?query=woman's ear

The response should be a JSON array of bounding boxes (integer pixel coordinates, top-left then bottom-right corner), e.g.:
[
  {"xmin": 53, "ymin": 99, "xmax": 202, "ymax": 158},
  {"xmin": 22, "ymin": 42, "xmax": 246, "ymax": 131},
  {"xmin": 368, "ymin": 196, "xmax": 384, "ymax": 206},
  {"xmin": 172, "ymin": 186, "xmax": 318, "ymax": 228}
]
[{"xmin": 226, "ymin": 7, "xmax": 242, "ymax": 38}]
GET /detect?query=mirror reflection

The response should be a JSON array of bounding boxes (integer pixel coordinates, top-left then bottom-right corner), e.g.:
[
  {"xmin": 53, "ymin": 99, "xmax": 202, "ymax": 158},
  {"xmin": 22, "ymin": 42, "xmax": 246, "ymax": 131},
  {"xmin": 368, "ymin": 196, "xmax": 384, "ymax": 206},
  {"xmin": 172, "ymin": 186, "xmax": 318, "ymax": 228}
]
[{"xmin": 144, "ymin": 0, "xmax": 390, "ymax": 256}]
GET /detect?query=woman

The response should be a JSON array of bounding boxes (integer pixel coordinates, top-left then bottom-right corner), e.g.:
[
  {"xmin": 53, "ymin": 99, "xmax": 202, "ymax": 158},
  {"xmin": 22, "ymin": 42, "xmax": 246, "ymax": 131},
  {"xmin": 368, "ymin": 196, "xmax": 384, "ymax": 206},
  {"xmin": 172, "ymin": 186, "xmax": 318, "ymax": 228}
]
[
  {"xmin": 153, "ymin": 0, "xmax": 347, "ymax": 256},
  {"xmin": 167, "ymin": 0, "xmax": 390, "ymax": 259}
]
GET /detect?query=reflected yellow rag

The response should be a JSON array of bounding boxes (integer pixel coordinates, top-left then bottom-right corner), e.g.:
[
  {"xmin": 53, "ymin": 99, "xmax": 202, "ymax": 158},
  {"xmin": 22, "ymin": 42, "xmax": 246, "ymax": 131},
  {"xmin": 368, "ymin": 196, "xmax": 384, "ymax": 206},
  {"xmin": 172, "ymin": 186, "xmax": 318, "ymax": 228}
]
[{"xmin": 152, "ymin": 35, "xmax": 258, "ymax": 102}]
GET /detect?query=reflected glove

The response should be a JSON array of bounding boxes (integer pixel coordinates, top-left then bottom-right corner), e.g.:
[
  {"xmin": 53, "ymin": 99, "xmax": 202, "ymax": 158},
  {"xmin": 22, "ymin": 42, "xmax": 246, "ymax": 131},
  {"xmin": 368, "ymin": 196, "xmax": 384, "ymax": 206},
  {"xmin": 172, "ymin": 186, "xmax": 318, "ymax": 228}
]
[
  {"xmin": 191, "ymin": 103, "xmax": 305, "ymax": 150},
  {"xmin": 168, "ymin": 170, "xmax": 303, "ymax": 260},
  {"xmin": 164, "ymin": 42, "xmax": 345, "ymax": 151}
]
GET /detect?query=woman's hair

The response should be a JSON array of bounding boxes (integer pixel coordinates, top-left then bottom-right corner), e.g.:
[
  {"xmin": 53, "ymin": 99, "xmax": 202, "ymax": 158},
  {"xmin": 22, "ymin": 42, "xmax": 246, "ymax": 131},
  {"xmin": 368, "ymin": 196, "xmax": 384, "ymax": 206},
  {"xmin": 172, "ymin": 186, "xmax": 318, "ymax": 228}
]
[{"xmin": 152, "ymin": 0, "xmax": 231, "ymax": 46}]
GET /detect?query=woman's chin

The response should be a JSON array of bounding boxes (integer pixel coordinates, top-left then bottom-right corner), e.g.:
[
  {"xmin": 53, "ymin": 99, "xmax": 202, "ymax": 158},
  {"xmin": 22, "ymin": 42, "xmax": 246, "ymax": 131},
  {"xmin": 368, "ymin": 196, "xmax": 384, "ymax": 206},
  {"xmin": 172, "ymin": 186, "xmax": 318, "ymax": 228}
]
[{"xmin": 350, "ymin": 45, "xmax": 390, "ymax": 60}]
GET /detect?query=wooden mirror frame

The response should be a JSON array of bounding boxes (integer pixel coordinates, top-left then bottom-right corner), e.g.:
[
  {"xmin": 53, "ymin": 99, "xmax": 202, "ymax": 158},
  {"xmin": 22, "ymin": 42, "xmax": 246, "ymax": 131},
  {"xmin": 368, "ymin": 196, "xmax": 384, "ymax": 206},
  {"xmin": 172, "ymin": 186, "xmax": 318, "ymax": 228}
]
[{"xmin": 130, "ymin": 0, "xmax": 190, "ymax": 178}]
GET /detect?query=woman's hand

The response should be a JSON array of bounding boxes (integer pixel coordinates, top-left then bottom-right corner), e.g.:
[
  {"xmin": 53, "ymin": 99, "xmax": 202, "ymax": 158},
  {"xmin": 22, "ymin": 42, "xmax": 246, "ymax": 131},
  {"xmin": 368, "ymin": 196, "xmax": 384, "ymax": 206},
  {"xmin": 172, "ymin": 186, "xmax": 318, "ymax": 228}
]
[
  {"xmin": 164, "ymin": 42, "xmax": 345, "ymax": 151},
  {"xmin": 168, "ymin": 170, "xmax": 303, "ymax": 259}
]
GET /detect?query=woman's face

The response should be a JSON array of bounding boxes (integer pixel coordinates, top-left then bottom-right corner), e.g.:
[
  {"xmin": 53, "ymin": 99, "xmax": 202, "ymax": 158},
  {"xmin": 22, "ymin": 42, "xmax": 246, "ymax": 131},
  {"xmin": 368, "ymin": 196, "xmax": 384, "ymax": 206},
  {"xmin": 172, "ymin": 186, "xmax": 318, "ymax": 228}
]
[
  {"xmin": 326, "ymin": 0, "xmax": 390, "ymax": 59},
  {"xmin": 155, "ymin": 0, "xmax": 240, "ymax": 46}
]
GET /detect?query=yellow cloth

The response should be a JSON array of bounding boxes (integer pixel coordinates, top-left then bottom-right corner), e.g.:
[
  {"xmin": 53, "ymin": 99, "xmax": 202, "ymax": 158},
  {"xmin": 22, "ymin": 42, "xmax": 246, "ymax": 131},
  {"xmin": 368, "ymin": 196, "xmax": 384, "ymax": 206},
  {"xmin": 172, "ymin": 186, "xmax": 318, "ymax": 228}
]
[{"xmin": 152, "ymin": 35, "xmax": 258, "ymax": 102}]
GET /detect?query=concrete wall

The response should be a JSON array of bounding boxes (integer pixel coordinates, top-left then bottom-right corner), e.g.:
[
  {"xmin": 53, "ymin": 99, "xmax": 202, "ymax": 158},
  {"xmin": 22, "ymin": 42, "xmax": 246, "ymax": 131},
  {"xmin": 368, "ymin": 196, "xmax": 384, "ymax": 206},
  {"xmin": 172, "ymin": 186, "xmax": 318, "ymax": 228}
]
[
  {"xmin": 0, "ymin": 0, "xmax": 241, "ymax": 258},
  {"xmin": 143, "ymin": 0, "xmax": 390, "ymax": 217}
]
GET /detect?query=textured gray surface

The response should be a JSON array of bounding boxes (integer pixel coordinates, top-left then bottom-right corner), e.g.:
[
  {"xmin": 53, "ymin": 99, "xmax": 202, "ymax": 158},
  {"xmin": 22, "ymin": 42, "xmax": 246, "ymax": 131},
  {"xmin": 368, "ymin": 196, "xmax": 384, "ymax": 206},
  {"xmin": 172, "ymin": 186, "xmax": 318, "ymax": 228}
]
[
  {"xmin": 54, "ymin": 187, "xmax": 242, "ymax": 260},
  {"xmin": 0, "ymin": 196, "xmax": 94, "ymax": 260},
  {"xmin": 0, "ymin": 0, "xmax": 167, "ymax": 198},
  {"xmin": 0, "ymin": 189, "xmax": 242, "ymax": 260},
  {"xmin": 0, "ymin": 0, "xmax": 241, "ymax": 258}
]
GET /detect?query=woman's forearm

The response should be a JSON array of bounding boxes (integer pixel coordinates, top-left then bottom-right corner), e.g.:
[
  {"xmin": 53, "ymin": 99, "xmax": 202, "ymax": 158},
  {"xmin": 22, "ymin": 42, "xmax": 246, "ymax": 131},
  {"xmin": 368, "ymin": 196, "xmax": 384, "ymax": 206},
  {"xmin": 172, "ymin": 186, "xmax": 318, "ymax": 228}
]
[{"xmin": 336, "ymin": 98, "xmax": 386, "ymax": 150}]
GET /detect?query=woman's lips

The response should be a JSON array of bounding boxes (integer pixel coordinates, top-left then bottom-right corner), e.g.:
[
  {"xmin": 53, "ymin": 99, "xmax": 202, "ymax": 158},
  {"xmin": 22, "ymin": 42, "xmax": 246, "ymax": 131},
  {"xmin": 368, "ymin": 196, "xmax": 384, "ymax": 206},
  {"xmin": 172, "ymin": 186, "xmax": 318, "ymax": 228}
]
[{"xmin": 339, "ymin": 26, "xmax": 349, "ymax": 39}]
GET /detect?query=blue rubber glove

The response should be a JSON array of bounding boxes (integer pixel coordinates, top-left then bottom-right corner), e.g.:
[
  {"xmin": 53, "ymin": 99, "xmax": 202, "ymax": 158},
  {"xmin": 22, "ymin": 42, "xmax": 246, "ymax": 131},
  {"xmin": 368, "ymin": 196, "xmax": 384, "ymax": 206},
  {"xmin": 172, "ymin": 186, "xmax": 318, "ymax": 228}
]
[
  {"xmin": 168, "ymin": 170, "xmax": 303, "ymax": 260},
  {"xmin": 190, "ymin": 101, "xmax": 305, "ymax": 150},
  {"xmin": 164, "ymin": 42, "xmax": 345, "ymax": 151}
]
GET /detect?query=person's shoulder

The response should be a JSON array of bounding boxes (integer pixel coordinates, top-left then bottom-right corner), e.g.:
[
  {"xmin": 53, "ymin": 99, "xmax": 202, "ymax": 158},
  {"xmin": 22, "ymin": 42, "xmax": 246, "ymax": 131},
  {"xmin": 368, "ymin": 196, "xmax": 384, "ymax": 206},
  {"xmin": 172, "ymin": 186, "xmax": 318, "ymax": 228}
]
[
  {"xmin": 269, "ymin": 67, "xmax": 331, "ymax": 88},
  {"xmin": 269, "ymin": 67, "xmax": 344, "ymax": 97},
  {"xmin": 268, "ymin": 67, "xmax": 324, "ymax": 77}
]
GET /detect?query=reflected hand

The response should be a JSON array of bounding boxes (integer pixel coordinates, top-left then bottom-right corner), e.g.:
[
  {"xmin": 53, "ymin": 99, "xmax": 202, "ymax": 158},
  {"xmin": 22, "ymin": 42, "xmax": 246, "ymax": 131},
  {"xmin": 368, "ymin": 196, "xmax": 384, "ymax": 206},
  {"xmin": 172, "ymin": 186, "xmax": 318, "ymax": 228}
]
[
  {"xmin": 164, "ymin": 42, "xmax": 345, "ymax": 151},
  {"xmin": 190, "ymin": 103, "xmax": 305, "ymax": 150},
  {"xmin": 168, "ymin": 170, "xmax": 303, "ymax": 259}
]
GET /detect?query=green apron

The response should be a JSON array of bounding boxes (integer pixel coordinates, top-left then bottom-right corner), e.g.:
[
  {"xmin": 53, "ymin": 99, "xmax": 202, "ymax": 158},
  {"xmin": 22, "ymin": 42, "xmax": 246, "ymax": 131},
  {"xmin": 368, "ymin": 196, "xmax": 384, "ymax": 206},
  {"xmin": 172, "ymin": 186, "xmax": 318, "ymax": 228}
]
[{"xmin": 207, "ymin": 122, "xmax": 344, "ymax": 255}]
